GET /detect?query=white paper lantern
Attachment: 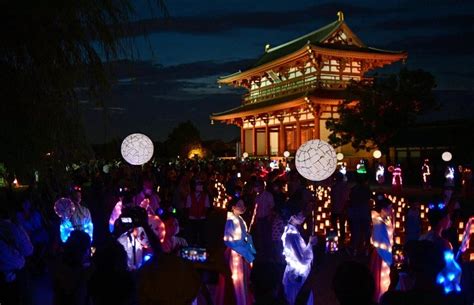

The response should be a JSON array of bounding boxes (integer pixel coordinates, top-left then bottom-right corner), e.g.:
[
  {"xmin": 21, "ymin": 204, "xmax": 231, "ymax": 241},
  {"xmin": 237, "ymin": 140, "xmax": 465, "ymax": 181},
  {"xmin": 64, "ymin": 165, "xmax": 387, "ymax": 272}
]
[
  {"xmin": 442, "ymin": 151, "xmax": 452, "ymax": 162},
  {"xmin": 373, "ymin": 150, "xmax": 382, "ymax": 159},
  {"xmin": 242, "ymin": 152, "xmax": 249, "ymax": 158},
  {"xmin": 283, "ymin": 151, "xmax": 290, "ymax": 158},
  {"xmin": 121, "ymin": 133, "xmax": 154, "ymax": 165},
  {"xmin": 295, "ymin": 139, "xmax": 337, "ymax": 181},
  {"xmin": 336, "ymin": 153, "xmax": 344, "ymax": 161}
]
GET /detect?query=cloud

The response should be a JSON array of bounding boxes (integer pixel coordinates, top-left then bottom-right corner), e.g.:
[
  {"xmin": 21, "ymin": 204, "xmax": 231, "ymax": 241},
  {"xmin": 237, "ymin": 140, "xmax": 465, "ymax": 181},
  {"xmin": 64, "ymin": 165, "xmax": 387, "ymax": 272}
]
[
  {"xmin": 108, "ymin": 58, "xmax": 254, "ymax": 84},
  {"xmin": 373, "ymin": 14, "xmax": 474, "ymax": 31},
  {"xmin": 122, "ymin": 2, "xmax": 382, "ymax": 36},
  {"xmin": 385, "ymin": 32, "xmax": 474, "ymax": 56}
]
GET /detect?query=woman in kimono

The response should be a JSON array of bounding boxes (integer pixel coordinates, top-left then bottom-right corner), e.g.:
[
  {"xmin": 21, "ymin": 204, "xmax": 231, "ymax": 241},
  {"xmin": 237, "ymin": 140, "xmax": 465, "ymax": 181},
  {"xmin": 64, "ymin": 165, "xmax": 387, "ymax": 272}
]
[
  {"xmin": 369, "ymin": 193, "xmax": 394, "ymax": 302},
  {"xmin": 281, "ymin": 210, "xmax": 317, "ymax": 305},
  {"xmin": 217, "ymin": 198, "xmax": 255, "ymax": 305}
]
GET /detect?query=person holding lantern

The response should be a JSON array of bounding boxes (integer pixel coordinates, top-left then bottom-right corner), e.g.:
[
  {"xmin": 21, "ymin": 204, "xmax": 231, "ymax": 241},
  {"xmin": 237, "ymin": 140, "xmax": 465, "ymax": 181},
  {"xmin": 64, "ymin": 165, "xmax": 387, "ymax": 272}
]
[
  {"xmin": 216, "ymin": 197, "xmax": 255, "ymax": 305},
  {"xmin": 369, "ymin": 193, "xmax": 394, "ymax": 302},
  {"xmin": 281, "ymin": 208, "xmax": 318, "ymax": 305},
  {"xmin": 59, "ymin": 186, "xmax": 93, "ymax": 243}
]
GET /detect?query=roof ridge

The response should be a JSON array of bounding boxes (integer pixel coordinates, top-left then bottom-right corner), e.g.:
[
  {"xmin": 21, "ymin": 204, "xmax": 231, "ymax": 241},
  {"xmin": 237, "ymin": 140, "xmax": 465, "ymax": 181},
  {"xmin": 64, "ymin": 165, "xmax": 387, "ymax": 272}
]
[
  {"xmin": 367, "ymin": 46, "xmax": 406, "ymax": 54},
  {"xmin": 266, "ymin": 20, "xmax": 342, "ymax": 53}
]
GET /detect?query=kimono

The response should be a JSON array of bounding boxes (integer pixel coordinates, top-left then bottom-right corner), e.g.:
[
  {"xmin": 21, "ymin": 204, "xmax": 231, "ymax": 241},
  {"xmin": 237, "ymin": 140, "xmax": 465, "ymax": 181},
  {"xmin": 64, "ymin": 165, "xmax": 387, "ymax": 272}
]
[
  {"xmin": 281, "ymin": 224, "xmax": 313, "ymax": 305},
  {"xmin": 216, "ymin": 211, "xmax": 255, "ymax": 305},
  {"xmin": 370, "ymin": 210, "xmax": 393, "ymax": 301}
]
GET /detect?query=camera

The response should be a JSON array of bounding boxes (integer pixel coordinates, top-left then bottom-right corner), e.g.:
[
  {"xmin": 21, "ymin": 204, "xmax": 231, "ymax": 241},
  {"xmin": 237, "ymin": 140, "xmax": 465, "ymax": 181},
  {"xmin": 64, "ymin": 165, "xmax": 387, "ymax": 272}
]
[
  {"xmin": 180, "ymin": 247, "xmax": 207, "ymax": 263},
  {"xmin": 117, "ymin": 206, "xmax": 147, "ymax": 231}
]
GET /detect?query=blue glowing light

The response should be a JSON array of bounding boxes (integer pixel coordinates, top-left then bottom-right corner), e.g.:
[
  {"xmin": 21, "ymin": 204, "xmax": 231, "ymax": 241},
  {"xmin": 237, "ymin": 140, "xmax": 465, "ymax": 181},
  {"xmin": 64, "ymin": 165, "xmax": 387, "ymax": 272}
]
[
  {"xmin": 59, "ymin": 219, "xmax": 94, "ymax": 243},
  {"xmin": 437, "ymin": 250, "xmax": 462, "ymax": 294},
  {"xmin": 444, "ymin": 286, "xmax": 453, "ymax": 294},
  {"xmin": 437, "ymin": 275, "xmax": 445, "ymax": 284},
  {"xmin": 444, "ymin": 251, "xmax": 454, "ymax": 261},
  {"xmin": 144, "ymin": 254, "xmax": 152, "ymax": 262},
  {"xmin": 438, "ymin": 203, "xmax": 445, "ymax": 209}
]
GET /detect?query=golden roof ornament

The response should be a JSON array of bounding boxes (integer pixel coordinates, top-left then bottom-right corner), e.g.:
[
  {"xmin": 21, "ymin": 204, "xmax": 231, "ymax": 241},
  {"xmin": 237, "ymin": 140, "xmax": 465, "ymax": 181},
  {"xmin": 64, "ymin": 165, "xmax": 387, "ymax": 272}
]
[
  {"xmin": 337, "ymin": 11, "xmax": 344, "ymax": 22},
  {"xmin": 265, "ymin": 44, "xmax": 271, "ymax": 52}
]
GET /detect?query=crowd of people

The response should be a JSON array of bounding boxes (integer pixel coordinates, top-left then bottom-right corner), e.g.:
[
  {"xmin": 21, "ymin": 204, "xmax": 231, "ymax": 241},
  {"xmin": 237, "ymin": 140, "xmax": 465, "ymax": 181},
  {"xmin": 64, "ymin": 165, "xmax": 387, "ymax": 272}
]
[{"xmin": 0, "ymin": 157, "xmax": 473, "ymax": 305}]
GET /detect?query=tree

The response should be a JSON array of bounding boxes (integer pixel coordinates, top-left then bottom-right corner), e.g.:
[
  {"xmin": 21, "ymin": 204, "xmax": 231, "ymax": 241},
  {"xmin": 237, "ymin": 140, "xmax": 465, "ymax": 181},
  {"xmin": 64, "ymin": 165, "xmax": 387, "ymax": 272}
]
[
  {"xmin": 326, "ymin": 68, "xmax": 437, "ymax": 154},
  {"xmin": 164, "ymin": 121, "xmax": 202, "ymax": 157},
  {"xmin": 0, "ymin": 0, "xmax": 167, "ymax": 176}
]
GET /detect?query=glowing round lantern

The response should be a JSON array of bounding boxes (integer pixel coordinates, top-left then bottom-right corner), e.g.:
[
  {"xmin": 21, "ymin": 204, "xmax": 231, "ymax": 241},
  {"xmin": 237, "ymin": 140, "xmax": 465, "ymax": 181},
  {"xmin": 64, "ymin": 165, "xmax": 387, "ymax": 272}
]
[
  {"xmin": 295, "ymin": 139, "xmax": 337, "ymax": 181},
  {"xmin": 121, "ymin": 133, "xmax": 154, "ymax": 165},
  {"xmin": 336, "ymin": 153, "xmax": 344, "ymax": 161},
  {"xmin": 283, "ymin": 151, "xmax": 290, "ymax": 158},
  {"xmin": 442, "ymin": 151, "xmax": 452, "ymax": 162},
  {"xmin": 54, "ymin": 197, "xmax": 75, "ymax": 219},
  {"xmin": 373, "ymin": 150, "xmax": 382, "ymax": 159},
  {"xmin": 242, "ymin": 152, "xmax": 249, "ymax": 158}
]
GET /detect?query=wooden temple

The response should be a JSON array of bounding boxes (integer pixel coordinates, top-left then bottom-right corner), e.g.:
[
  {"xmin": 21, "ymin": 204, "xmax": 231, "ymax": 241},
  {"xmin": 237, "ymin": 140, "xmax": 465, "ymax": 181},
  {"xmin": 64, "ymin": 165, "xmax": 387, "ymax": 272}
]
[{"xmin": 211, "ymin": 12, "xmax": 407, "ymax": 157}]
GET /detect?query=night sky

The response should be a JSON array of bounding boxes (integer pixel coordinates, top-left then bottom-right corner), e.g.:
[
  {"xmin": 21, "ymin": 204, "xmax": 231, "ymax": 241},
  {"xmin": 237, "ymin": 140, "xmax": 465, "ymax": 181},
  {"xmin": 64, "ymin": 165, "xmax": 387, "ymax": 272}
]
[{"xmin": 81, "ymin": 0, "xmax": 474, "ymax": 144}]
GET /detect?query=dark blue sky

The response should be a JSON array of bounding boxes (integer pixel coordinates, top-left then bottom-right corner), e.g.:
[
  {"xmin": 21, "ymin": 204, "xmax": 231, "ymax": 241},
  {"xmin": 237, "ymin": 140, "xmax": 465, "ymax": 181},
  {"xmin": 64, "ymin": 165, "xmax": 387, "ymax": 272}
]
[{"xmin": 82, "ymin": 0, "xmax": 474, "ymax": 144}]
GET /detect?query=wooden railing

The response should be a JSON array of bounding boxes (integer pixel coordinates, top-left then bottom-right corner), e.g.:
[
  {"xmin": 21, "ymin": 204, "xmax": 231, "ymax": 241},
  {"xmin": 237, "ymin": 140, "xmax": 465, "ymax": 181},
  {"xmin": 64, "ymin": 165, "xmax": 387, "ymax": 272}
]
[{"xmin": 242, "ymin": 73, "xmax": 370, "ymax": 105}]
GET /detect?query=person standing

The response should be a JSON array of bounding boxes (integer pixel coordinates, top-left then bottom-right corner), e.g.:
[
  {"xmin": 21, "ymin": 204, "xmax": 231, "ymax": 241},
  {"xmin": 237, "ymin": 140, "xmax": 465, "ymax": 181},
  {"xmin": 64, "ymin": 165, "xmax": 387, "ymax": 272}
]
[
  {"xmin": 216, "ymin": 198, "xmax": 255, "ymax": 305},
  {"xmin": 330, "ymin": 172, "xmax": 349, "ymax": 247},
  {"xmin": 421, "ymin": 159, "xmax": 432, "ymax": 190},
  {"xmin": 281, "ymin": 209, "xmax": 317, "ymax": 305},
  {"xmin": 0, "ymin": 206, "xmax": 34, "ymax": 305},
  {"xmin": 185, "ymin": 179, "xmax": 210, "ymax": 246},
  {"xmin": 134, "ymin": 179, "xmax": 161, "ymax": 215},
  {"xmin": 348, "ymin": 174, "xmax": 372, "ymax": 256},
  {"xmin": 369, "ymin": 194, "xmax": 394, "ymax": 302},
  {"xmin": 61, "ymin": 186, "xmax": 93, "ymax": 243},
  {"xmin": 254, "ymin": 180, "xmax": 274, "ymax": 261}
]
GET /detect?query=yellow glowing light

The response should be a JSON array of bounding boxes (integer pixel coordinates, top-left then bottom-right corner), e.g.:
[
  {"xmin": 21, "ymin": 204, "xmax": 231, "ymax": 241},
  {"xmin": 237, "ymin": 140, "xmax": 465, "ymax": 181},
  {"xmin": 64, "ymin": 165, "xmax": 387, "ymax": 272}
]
[
  {"xmin": 188, "ymin": 147, "xmax": 204, "ymax": 159},
  {"xmin": 373, "ymin": 150, "xmax": 382, "ymax": 159},
  {"xmin": 459, "ymin": 222, "xmax": 464, "ymax": 229}
]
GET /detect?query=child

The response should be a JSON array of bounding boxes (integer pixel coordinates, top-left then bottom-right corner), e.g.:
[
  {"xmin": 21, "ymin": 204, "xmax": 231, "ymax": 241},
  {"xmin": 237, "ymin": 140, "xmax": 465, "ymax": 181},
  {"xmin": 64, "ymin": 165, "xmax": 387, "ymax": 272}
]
[{"xmin": 369, "ymin": 193, "xmax": 394, "ymax": 302}]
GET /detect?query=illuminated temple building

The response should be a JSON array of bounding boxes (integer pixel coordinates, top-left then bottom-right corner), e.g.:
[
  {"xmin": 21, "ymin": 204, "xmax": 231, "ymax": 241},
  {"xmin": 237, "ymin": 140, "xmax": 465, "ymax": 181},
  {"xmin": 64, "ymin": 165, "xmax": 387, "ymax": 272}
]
[{"xmin": 211, "ymin": 12, "xmax": 407, "ymax": 158}]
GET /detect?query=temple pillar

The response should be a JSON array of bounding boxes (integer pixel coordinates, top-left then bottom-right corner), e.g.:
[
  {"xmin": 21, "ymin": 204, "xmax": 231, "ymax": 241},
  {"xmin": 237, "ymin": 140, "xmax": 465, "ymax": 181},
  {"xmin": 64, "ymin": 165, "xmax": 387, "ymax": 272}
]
[
  {"xmin": 263, "ymin": 117, "xmax": 270, "ymax": 157},
  {"xmin": 313, "ymin": 106, "xmax": 320, "ymax": 139},
  {"xmin": 295, "ymin": 113, "xmax": 301, "ymax": 148},
  {"xmin": 240, "ymin": 124, "xmax": 246, "ymax": 156},
  {"xmin": 278, "ymin": 116, "xmax": 285, "ymax": 155},
  {"xmin": 251, "ymin": 119, "xmax": 257, "ymax": 156}
]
